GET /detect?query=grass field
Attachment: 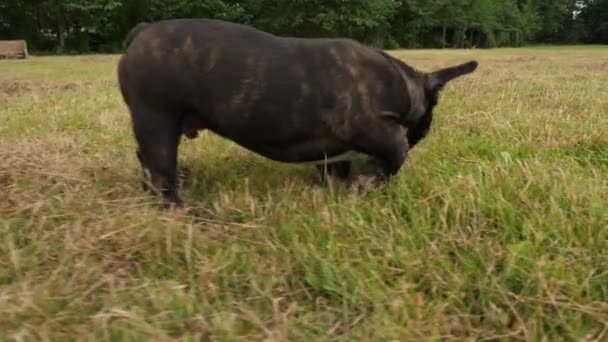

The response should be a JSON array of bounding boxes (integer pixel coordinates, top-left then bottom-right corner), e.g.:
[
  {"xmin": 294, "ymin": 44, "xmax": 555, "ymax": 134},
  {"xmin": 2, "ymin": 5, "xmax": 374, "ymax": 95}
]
[{"xmin": 0, "ymin": 46, "xmax": 607, "ymax": 341}]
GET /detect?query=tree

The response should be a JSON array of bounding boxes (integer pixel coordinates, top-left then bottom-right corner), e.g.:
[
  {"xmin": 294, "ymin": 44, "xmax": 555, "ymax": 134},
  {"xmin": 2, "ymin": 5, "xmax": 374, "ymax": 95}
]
[
  {"xmin": 243, "ymin": 0, "xmax": 400, "ymax": 46},
  {"xmin": 577, "ymin": 0, "xmax": 608, "ymax": 43},
  {"xmin": 0, "ymin": 0, "xmax": 601, "ymax": 53},
  {"xmin": 533, "ymin": 0, "xmax": 577, "ymax": 43}
]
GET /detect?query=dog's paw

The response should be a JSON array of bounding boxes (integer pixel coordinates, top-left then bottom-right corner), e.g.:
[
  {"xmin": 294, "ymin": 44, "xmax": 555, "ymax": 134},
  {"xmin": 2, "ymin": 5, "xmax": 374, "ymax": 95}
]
[{"xmin": 349, "ymin": 173, "xmax": 380, "ymax": 194}]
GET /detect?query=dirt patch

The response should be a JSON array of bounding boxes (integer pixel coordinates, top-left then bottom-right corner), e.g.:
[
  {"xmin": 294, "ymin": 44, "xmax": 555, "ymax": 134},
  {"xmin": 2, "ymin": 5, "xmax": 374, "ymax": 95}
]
[
  {"xmin": 0, "ymin": 138, "xmax": 89, "ymax": 213},
  {"xmin": 500, "ymin": 56, "xmax": 537, "ymax": 63},
  {"xmin": 0, "ymin": 80, "xmax": 31, "ymax": 95},
  {"xmin": 580, "ymin": 60, "xmax": 608, "ymax": 72},
  {"xmin": 0, "ymin": 79, "xmax": 97, "ymax": 101},
  {"xmin": 0, "ymin": 137, "xmax": 150, "ymax": 216}
]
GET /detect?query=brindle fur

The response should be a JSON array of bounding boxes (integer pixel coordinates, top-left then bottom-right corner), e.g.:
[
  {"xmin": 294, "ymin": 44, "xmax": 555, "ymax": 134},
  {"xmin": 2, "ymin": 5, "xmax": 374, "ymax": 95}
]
[{"xmin": 117, "ymin": 19, "xmax": 478, "ymax": 208}]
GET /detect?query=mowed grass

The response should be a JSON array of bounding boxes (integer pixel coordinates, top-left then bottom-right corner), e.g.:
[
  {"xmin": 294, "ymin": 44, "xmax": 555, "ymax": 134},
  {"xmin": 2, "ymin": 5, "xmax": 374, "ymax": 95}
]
[{"xmin": 0, "ymin": 46, "xmax": 607, "ymax": 341}]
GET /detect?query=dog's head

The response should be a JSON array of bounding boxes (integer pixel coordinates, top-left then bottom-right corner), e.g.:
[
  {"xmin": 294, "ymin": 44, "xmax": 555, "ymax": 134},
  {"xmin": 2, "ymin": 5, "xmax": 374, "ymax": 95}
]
[{"xmin": 406, "ymin": 60, "xmax": 479, "ymax": 148}]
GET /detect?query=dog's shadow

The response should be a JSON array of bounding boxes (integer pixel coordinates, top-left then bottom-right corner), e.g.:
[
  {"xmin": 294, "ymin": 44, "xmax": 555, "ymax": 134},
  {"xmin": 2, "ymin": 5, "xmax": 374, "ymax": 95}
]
[
  {"xmin": 177, "ymin": 150, "xmax": 380, "ymax": 197},
  {"xmin": 91, "ymin": 147, "xmax": 378, "ymax": 216},
  {"xmin": 175, "ymin": 154, "xmax": 340, "ymax": 203}
]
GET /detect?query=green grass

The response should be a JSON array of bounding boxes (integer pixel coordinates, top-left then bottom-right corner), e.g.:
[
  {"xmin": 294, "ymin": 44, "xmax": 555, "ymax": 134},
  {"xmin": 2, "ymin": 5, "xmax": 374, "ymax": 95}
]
[{"xmin": 1, "ymin": 46, "xmax": 607, "ymax": 341}]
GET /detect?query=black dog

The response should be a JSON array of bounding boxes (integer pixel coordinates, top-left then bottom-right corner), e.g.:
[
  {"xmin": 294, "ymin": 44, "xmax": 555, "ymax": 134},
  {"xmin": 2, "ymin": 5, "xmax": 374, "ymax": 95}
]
[{"xmin": 117, "ymin": 19, "xmax": 478, "ymax": 208}]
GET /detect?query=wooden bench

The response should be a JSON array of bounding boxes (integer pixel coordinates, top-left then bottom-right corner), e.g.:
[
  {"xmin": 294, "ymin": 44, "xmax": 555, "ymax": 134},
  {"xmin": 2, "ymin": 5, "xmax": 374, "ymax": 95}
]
[{"xmin": 0, "ymin": 40, "xmax": 29, "ymax": 59}]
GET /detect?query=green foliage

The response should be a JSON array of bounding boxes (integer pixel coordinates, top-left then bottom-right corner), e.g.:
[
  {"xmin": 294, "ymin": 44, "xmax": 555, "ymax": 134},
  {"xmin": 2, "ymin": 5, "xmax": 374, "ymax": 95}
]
[
  {"xmin": 577, "ymin": 0, "xmax": 608, "ymax": 43},
  {"xmin": 246, "ymin": 0, "xmax": 400, "ymax": 47},
  {"xmin": 0, "ymin": 0, "xmax": 605, "ymax": 53}
]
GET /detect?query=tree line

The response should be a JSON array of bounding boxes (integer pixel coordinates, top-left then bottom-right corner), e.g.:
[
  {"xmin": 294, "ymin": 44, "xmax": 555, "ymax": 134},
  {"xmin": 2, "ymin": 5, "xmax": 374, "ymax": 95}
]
[{"xmin": 1, "ymin": 0, "xmax": 606, "ymax": 53}]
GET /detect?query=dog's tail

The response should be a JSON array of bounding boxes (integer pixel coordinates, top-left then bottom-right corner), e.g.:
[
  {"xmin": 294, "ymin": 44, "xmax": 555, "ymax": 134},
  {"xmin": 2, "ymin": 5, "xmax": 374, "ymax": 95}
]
[{"xmin": 123, "ymin": 22, "xmax": 150, "ymax": 49}]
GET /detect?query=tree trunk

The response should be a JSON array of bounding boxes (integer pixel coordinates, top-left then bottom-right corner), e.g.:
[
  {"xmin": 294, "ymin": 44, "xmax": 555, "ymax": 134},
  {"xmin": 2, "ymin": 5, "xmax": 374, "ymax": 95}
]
[
  {"xmin": 442, "ymin": 23, "xmax": 447, "ymax": 48},
  {"xmin": 420, "ymin": 26, "xmax": 424, "ymax": 48},
  {"xmin": 56, "ymin": 0, "xmax": 65, "ymax": 51}
]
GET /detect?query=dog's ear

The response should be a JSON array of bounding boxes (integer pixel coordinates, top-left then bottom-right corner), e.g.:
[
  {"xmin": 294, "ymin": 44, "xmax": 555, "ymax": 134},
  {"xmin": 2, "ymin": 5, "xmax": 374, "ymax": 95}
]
[{"xmin": 426, "ymin": 61, "xmax": 478, "ymax": 93}]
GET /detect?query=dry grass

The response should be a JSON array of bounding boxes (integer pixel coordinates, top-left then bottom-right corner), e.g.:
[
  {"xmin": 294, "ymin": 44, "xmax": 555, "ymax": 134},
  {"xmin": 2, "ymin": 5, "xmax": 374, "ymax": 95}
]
[{"xmin": 0, "ymin": 46, "xmax": 607, "ymax": 341}]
